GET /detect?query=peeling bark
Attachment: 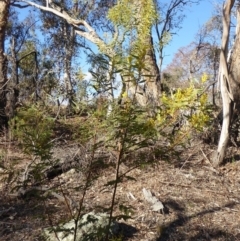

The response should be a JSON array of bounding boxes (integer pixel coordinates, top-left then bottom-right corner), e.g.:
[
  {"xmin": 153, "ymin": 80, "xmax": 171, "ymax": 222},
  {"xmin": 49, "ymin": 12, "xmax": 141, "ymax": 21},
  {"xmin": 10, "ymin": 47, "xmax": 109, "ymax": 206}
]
[{"xmin": 213, "ymin": 0, "xmax": 236, "ymax": 167}]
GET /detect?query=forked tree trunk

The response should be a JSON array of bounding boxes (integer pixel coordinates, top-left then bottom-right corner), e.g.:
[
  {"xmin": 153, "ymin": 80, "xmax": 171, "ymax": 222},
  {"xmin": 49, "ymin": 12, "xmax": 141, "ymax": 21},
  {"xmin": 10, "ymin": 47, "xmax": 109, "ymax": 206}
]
[{"xmin": 212, "ymin": 0, "xmax": 237, "ymax": 167}]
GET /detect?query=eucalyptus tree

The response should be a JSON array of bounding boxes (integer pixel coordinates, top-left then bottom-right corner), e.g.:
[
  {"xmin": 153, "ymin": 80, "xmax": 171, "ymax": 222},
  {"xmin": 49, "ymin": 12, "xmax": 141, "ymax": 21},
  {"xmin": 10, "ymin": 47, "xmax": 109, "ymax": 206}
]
[
  {"xmin": 0, "ymin": 0, "xmax": 10, "ymax": 126},
  {"xmin": 0, "ymin": 1, "xmax": 41, "ymax": 126},
  {"xmin": 154, "ymin": 0, "xmax": 201, "ymax": 77},
  {"xmin": 211, "ymin": 0, "xmax": 240, "ymax": 166},
  {"xmin": 106, "ymin": 0, "xmax": 160, "ymax": 107},
  {"xmin": 10, "ymin": 0, "xmax": 159, "ymax": 109},
  {"xmin": 40, "ymin": 0, "xmax": 120, "ymax": 113},
  {"xmin": 40, "ymin": 3, "xmax": 77, "ymax": 112},
  {"xmin": 195, "ymin": 17, "xmax": 222, "ymax": 106},
  {"xmin": 0, "ymin": 0, "xmax": 203, "ymax": 125},
  {"xmin": 6, "ymin": 10, "xmax": 42, "ymax": 120},
  {"xmin": 38, "ymin": 0, "xmax": 113, "ymax": 112},
  {"xmin": 162, "ymin": 40, "xmax": 220, "ymax": 94},
  {"xmin": 0, "ymin": 0, "xmax": 116, "ymax": 126}
]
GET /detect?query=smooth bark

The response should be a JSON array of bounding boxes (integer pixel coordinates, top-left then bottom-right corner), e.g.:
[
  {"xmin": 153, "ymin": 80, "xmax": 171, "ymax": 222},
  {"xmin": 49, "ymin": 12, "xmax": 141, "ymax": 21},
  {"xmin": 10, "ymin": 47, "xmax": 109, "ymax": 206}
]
[{"xmin": 213, "ymin": 0, "xmax": 235, "ymax": 167}]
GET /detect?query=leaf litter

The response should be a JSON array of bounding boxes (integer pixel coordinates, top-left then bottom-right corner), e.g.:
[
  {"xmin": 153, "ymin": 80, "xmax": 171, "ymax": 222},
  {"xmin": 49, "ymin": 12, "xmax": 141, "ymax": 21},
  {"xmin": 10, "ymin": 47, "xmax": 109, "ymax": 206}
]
[{"xmin": 1, "ymin": 138, "xmax": 240, "ymax": 241}]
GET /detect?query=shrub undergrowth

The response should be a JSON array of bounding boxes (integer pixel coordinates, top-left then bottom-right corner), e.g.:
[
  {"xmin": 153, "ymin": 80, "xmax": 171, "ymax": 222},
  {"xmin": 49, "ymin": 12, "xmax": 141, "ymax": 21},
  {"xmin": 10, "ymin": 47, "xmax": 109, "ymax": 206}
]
[{"xmin": 7, "ymin": 51, "xmax": 214, "ymax": 241}]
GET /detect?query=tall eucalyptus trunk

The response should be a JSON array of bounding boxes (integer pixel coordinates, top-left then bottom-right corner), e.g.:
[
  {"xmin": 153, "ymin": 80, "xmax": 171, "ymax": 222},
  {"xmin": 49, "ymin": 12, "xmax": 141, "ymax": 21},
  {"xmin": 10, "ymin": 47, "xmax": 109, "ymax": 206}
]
[
  {"xmin": 126, "ymin": 0, "xmax": 161, "ymax": 108},
  {"xmin": 6, "ymin": 37, "xmax": 19, "ymax": 120},
  {"xmin": 212, "ymin": 0, "xmax": 237, "ymax": 167},
  {"xmin": 0, "ymin": 0, "xmax": 10, "ymax": 127},
  {"xmin": 143, "ymin": 34, "xmax": 161, "ymax": 107},
  {"xmin": 62, "ymin": 22, "xmax": 75, "ymax": 113}
]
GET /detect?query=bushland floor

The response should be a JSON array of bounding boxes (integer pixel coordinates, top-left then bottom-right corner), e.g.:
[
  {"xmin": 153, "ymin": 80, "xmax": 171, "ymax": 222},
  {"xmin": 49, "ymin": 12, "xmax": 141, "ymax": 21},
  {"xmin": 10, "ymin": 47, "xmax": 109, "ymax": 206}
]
[{"xmin": 1, "ymin": 127, "xmax": 240, "ymax": 241}]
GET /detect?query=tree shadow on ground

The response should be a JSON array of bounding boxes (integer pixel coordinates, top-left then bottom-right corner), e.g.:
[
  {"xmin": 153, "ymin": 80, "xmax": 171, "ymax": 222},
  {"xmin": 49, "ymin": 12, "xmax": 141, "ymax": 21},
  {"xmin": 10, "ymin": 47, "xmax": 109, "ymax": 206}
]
[
  {"xmin": 157, "ymin": 199, "xmax": 238, "ymax": 241},
  {"xmin": 0, "ymin": 195, "xmax": 59, "ymax": 240},
  {"xmin": 0, "ymin": 195, "xmax": 138, "ymax": 240},
  {"xmin": 224, "ymin": 154, "xmax": 240, "ymax": 164},
  {"xmin": 118, "ymin": 222, "xmax": 138, "ymax": 240}
]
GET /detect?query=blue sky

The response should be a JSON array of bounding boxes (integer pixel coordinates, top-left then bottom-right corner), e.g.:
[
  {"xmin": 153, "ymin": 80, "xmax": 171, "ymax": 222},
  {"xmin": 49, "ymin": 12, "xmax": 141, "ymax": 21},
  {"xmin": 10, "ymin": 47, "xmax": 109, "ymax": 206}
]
[
  {"xmin": 16, "ymin": 0, "xmax": 217, "ymax": 71},
  {"xmin": 162, "ymin": 0, "xmax": 215, "ymax": 69}
]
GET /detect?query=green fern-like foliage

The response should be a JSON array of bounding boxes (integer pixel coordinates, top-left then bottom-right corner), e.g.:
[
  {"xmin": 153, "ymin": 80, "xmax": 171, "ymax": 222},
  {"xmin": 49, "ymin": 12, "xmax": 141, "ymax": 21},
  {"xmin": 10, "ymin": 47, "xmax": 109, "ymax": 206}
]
[
  {"xmin": 107, "ymin": 0, "xmax": 135, "ymax": 28},
  {"xmin": 10, "ymin": 104, "xmax": 54, "ymax": 160},
  {"xmin": 108, "ymin": 0, "xmax": 158, "ymax": 33},
  {"xmin": 107, "ymin": 102, "xmax": 157, "ymax": 151},
  {"xmin": 108, "ymin": 0, "xmax": 158, "ymax": 52}
]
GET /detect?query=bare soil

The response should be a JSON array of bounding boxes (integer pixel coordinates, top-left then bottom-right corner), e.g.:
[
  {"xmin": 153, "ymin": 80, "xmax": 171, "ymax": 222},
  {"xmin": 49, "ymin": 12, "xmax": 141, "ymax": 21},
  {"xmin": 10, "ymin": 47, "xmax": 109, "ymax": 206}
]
[{"xmin": 1, "ymin": 132, "xmax": 240, "ymax": 241}]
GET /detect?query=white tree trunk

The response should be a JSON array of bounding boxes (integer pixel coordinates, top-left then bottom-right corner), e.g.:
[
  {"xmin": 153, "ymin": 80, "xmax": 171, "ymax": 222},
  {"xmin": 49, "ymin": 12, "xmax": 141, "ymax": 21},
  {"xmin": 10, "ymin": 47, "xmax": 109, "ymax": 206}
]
[
  {"xmin": 212, "ymin": 0, "xmax": 235, "ymax": 167},
  {"xmin": 213, "ymin": 78, "xmax": 233, "ymax": 167}
]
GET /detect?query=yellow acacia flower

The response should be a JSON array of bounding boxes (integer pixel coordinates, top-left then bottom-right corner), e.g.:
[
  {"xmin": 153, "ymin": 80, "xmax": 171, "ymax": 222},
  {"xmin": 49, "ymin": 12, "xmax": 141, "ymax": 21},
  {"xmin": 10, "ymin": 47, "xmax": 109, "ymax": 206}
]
[
  {"xmin": 200, "ymin": 94, "xmax": 207, "ymax": 106},
  {"xmin": 122, "ymin": 91, "xmax": 128, "ymax": 98},
  {"xmin": 201, "ymin": 73, "xmax": 208, "ymax": 83}
]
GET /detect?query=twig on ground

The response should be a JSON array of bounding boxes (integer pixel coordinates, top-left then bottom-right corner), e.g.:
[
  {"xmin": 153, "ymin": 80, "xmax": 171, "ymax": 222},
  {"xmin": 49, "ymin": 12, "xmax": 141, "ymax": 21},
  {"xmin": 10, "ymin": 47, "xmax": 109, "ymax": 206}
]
[{"xmin": 200, "ymin": 148, "xmax": 219, "ymax": 174}]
